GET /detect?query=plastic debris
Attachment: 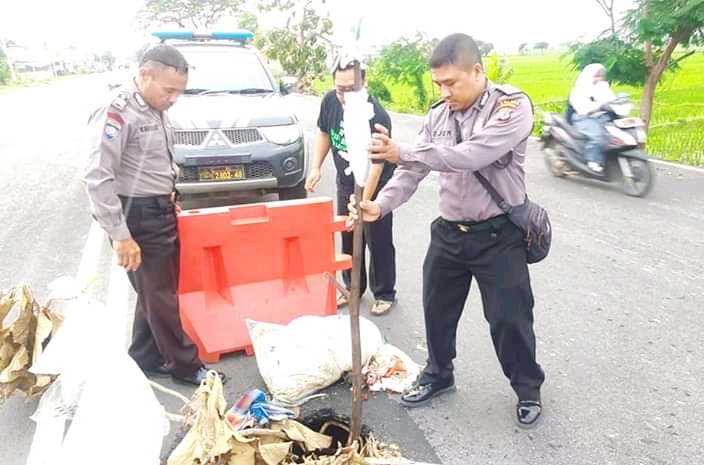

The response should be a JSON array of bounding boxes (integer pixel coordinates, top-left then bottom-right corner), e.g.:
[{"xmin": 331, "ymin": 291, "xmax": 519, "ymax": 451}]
[
  {"xmin": 362, "ymin": 344, "xmax": 421, "ymax": 394},
  {"xmin": 226, "ymin": 388, "xmax": 298, "ymax": 430}
]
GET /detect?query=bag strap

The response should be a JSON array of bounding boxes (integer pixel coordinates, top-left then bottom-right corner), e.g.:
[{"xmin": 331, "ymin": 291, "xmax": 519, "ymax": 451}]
[
  {"xmin": 453, "ymin": 117, "xmax": 513, "ymax": 214},
  {"xmin": 473, "ymin": 172, "xmax": 513, "ymax": 214}
]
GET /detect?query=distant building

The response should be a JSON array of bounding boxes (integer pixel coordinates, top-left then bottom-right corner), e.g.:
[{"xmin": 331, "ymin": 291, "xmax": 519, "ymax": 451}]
[{"xmin": 4, "ymin": 43, "xmax": 55, "ymax": 80}]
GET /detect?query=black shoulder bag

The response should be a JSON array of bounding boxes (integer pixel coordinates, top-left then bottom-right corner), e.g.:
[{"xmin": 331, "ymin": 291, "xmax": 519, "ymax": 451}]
[
  {"xmin": 473, "ymin": 172, "xmax": 552, "ymax": 264},
  {"xmin": 455, "ymin": 113, "xmax": 552, "ymax": 264}
]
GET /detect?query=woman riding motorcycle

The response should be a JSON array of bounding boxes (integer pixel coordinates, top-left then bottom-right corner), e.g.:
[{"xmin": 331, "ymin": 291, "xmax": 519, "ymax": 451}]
[{"xmin": 567, "ymin": 63, "xmax": 616, "ymax": 173}]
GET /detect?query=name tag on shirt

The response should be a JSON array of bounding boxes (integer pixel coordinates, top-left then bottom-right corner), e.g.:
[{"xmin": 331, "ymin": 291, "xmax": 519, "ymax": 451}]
[
  {"xmin": 139, "ymin": 124, "xmax": 160, "ymax": 133},
  {"xmin": 433, "ymin": 129, "xmax": 452, "ymax": 138}
]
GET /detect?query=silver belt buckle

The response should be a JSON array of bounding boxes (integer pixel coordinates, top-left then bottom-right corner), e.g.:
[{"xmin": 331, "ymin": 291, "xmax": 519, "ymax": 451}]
[{"xmin": 458, "ymin": 224, "xmax": 470, "ymax": 232}]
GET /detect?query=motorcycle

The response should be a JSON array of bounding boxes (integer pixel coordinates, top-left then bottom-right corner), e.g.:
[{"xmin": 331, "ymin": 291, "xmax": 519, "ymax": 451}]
[{"xmin": 540, "ymin": 93, "xmax": 654, "ymax": 197}]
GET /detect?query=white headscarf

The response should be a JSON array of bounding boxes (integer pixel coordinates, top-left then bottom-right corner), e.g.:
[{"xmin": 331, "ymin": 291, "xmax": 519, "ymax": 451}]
[{"xmin": 569, "ymin": 63, "xmax": 616, "ymax": 116}]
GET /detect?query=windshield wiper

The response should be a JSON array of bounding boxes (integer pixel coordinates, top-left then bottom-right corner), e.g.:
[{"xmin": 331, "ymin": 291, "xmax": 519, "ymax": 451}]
[
  {"xmin": 183, "ymin": 88, "xmax": 210, "ymax": 94},
  {"xmin": 197, "ymin": 88, "xmax": 274, "ymax": 95},
  {"xmin": 235, "ymin": 88, "xmax": 275, "ymax": 94}
]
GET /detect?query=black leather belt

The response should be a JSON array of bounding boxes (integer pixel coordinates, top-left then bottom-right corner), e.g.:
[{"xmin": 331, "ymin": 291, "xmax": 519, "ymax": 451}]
[
  {"xmin": 443, "ymin": 215, "xmax": 508, "ymax": 233},
  {"xmin": 119, "ymin": 194, "xmax": 173, "ymax": 208}
]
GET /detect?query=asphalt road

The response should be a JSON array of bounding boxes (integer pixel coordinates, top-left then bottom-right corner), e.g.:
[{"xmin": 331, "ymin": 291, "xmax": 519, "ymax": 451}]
[{"xmin": 1, "ymin": 76, "xmax": 703, "ymax": 465}]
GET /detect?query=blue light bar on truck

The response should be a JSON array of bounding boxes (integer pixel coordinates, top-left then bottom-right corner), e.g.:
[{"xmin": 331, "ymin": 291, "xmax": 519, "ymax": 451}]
[{"xmin": 151, "ymin": 30, "xmax": 254, "ymax": 42}]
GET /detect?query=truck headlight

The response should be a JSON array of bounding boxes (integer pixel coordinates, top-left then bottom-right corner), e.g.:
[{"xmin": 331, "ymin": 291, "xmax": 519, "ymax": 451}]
[{"xmin": 259, "ymin": 124, "xmax": 301, "ymax": 145}]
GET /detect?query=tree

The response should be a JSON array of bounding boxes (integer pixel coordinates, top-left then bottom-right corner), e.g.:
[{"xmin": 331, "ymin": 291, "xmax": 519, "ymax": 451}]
[
  {"xmin": 572, "ymin": 0, "xmax": 704, "ymax": 128},
  {"xmin": 0, "ymin": 46, "xmax": 10, "ymax": 84},
  {"xmin": 237, "ymin": 11, "xmax": 259, "ymax": 33},
  {"xmin": 371, "ymin": 33, "xmax": 434, "ymax": 109},
  {"xmin": 569, "ymin": 36, "xmax": 646, "ymax": 86},
  {"xmin": 594, "ymin": 0, "xmax": 618, "ymax": 36},
  {"xmin": 134, "ymin": 43, "xmax": 153, "ymax": 63},
  {"xmin": 476, "ymin": 40, "xmax": 494, "ymax": 57},
  {"xmin": 534, "ymin": 41, "xmax": 549, "ymax": 53},
  {"xmin": 518, "ymin": 43, "xmax": 529, "ymax": 55},
  {"xmin": 138, "ymin": 0, "xmax": 245, "ymax": 29},
  {"xmin": 100, "ymin": 51, "xmax": 116, "ymax": 70},
  {"xmin": 0, "ymin": 39, "xmax": 16, "ymax": 83},
  {"xmin": 485, "ymin": 52, "xmax": 514, "ymax": 84},
  {"xmin": 256, "ymin": 0, "xmax": 332, "ymax": 91}
]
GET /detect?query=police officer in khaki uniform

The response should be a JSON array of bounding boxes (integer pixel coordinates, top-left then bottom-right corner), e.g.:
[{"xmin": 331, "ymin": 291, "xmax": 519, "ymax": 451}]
[
  {"xmin": 350, "ymin": 33, "xmax": 545, "ymax": 428},
  {"xmin": 83, "ymin": 45, "xmax": 219, "ymax": 386}
]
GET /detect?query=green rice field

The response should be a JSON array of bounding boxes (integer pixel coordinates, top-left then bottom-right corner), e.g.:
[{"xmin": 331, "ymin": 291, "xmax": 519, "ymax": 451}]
[{"xmin": 314, "ymin": 52, "xmax": 704, "ymax": 166}]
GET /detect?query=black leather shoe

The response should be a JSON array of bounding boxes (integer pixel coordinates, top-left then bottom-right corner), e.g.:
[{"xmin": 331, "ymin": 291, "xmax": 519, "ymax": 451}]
[
  {"xmin": 143, "ymin": 364, "xmax": 170, "ymax": 379},
  {"xmin": 400, "ymin": 380, "xmax": 455, "ymax": 407},
  {"xmin": 516, "ymin": 400, "xmax": 542, "ymax": 428},
  {"xmin": 172, "ymin": 366, "xmax": 227, "ymax": 386}
]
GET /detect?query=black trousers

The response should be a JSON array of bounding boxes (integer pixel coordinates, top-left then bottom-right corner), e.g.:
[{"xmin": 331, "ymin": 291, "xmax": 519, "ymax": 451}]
[
  {"xmin": 122, "ymin": 196, "xmax": 201, "ymax": 377},
  {"xmin": 336, "ymin": 179, "xmax": 396, "ymax": 302},
  {"xmin": 420, "ymin": 216, "xmax": 545, "ymax": 401}
]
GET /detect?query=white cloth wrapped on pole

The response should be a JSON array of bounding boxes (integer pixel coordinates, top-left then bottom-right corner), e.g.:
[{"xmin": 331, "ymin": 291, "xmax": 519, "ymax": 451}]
[{"xmin": 341, "ymin": 88, "xmax": 375, "ymax": 187}]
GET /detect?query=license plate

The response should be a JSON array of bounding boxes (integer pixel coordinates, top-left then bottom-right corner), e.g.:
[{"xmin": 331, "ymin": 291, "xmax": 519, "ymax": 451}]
[{"xmin": 198, "ymin": 166, "xmax": 245, "ymax": 181}]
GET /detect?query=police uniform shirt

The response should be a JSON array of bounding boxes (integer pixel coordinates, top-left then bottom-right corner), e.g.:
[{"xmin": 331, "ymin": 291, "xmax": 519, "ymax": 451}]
[
  {"xmin": 83, "ymin": 80, "xmax": 179, "ymax": 241},
  {"xmin": 375, "ymin": 80, "xmax": 533, "ymax": 222}
]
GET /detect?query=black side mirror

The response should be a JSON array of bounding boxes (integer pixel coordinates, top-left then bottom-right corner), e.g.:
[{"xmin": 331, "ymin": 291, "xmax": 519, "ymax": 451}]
[{"xmin": 279, "ymin": 76, "xmax": 298, "ymax": 95}]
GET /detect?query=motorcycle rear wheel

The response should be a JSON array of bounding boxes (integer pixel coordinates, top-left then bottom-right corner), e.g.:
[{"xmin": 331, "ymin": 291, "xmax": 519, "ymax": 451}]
[{"xmin": 543, "ymin": 140, "xmax": 567, "ymax": 177}]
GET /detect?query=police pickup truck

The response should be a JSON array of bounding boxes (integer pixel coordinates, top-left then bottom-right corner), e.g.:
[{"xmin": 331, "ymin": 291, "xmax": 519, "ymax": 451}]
[{"xmin": 146, "ymin": 30, "xmax": 308, "ymax": 204}]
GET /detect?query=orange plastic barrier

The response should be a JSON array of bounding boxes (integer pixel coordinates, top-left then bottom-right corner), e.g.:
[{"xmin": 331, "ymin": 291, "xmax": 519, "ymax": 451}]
[{"xmin": 177, "ymin": 197, "xmax": 351, "ymax": 363}]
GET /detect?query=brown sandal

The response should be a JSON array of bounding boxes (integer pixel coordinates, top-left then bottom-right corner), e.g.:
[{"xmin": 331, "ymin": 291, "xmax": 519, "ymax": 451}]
[
  {"xmin": 336, "ymin": 290, "xmax": 349, "ymax": 307},
  {"xmin": 371, "ymin": 299, "xmax": 394, "ymax": 315}
]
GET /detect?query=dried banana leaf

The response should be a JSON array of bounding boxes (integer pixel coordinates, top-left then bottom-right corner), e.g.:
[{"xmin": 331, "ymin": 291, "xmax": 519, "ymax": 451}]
[
  {"xmin": 0, "ymin": 288, "xmax": 17, "ymax": 323},
  {"xmin": 167, "ymin": 372, "xmax": 408, "ymax": 465},
  {"xmin": 0, "ymin": 283, "xmax": 61, "ymax": 402},
  {"xmin": 168, "ymin": 371, "xmax": 248, "ymax": 465}
]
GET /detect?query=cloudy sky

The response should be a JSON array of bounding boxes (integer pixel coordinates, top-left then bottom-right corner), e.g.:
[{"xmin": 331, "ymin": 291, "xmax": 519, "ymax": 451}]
[
  {"xmin": 330, "ymin": 0, "xmax": 635, "ymax": 52},
  {"xmin": 1, "ymin": 0, "xmax": 636, "ymax": 57}
]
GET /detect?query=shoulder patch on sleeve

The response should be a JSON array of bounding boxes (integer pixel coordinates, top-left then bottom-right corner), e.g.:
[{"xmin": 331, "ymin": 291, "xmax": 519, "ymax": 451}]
[
  {"xmin": 104, "ymin": 111, "xmax": 124, "ymax": 140},
  {"xmin": 104, "ymin": 123, "xmax": 120, "ymax": 140},
  {"xmin": 498, "ymin": 97, "xmax": 521, "ymax": 110},
  {"xmin": 494, "ymin": 85, "xmax": 535, "ymax": 125},
  {"xmin": 494, "ymin": 97, "xmax": 524, "ymax": 123},
  {"xmin": 106, "ymin": 111, "xmax": 124, "ymax": 127}
]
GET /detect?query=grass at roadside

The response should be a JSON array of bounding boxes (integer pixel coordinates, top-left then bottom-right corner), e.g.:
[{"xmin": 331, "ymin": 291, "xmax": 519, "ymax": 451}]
[
  {"xmin": 0, "ymin": 74, "xmax": 77, "ymax": 94},
  {"xmin": 313, "ymin": 53, "xmax": 704, "ymax": 166},
  {"xmin": 1, "ymin": 79, "xmax": 48, "ymax": 93}
]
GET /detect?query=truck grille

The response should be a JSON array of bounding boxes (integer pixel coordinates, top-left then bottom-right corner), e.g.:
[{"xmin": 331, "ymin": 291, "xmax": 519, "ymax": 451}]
[
  {"xmin": 174, "ymin": 128, "xmax": 263, "ymax": 146},
  {"xmin": 178, "ymin": 161, "xmax": 274, "ymax": 182},
  {"xmin": 223, "ymin": 128, "xmax": 263, "ymax": 144},
  {"xmin": 174, "ymin": 130, "xmax": 208, "ymax": 146}
]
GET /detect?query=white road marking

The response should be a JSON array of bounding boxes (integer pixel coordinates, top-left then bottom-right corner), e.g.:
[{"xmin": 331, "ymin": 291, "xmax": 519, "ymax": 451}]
[
  {"xmin": 76, "ymin": 219, "xmax": 132, "ymax": 350},
  {"xmin": 75, "ymin": 219, "xmax": 105, "ymax": 289},
  {"xmin": 107, "ymin": 254, "xmax": 132, "ymax": 351}
]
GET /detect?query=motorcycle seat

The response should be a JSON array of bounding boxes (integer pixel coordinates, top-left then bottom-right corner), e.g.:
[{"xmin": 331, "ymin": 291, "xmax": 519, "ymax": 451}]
[{"xmin": 551, "ymin": 114, "xmax": 588, "ymax": 140}]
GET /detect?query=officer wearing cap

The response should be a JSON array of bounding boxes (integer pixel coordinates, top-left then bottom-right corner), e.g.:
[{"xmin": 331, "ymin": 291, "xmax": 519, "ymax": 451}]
[
  {"xmin": 83, "ymin": 44, "xmax": 221, "ymax": 386},
  {"xmin": 349, "ymin": 33, "xmax": 545, "ymax": 428}
]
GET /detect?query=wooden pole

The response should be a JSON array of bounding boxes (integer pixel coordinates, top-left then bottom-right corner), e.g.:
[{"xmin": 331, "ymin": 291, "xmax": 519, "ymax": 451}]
[
  {"xmin": 347, "ymin": 59, "xmax": 365, "ymax": 446},
  {"xmin": 348, "ymin": 182, "xmax": 364, "ymax": 445}
]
